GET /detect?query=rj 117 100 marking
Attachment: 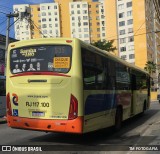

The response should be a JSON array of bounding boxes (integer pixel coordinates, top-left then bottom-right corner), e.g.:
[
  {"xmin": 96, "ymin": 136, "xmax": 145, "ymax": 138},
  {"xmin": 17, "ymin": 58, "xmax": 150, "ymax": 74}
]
[{"xmin": 26, "ymin": 102, "xmax": 49, "ymax": 107}]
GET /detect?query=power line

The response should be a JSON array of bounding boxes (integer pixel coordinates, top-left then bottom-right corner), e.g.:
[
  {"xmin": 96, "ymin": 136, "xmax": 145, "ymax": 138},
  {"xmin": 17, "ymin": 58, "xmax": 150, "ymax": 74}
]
[
  {"xmin": 0, "ymin": 11, "xmax": 7, "ymax": 15},
  {"xmin": 0, "ymin": 5, "xmax": 12, "ymax": 11},
  {"xmin": 0, "ymin": 17, "xmax": 19, "ymax": 35},
  {"xmin": 0, "ymin": 18, "xmax": 7, "ymax": 26},
  {"xmin": 26, "ymin": 18, "xmax": 46, "ymax": 38}
]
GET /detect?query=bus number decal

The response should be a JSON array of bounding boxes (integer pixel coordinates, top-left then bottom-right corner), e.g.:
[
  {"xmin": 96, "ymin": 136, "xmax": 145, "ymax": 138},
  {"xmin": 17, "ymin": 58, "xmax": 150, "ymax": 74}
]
[{"xmin": 26, "ymin": 102, "xmax": 49, "ymax": 107}]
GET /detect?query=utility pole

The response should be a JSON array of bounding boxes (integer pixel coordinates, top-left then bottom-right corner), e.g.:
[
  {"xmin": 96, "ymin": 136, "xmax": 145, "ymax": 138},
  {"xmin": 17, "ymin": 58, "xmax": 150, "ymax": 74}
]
[{"xmin": 4, "ymin": 13, "xmax": 19, "ymax": 76}]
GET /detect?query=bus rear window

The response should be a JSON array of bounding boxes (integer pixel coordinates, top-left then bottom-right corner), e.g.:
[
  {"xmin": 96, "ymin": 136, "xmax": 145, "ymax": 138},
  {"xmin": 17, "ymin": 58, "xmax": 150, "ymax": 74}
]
[{"xmin": 10, "ymin": 45, "xmax": 72, "ymax": 74}]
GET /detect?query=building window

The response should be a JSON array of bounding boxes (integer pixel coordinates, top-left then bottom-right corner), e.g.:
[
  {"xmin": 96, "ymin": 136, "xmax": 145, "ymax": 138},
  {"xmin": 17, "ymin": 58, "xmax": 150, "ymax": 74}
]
[
  {"xmin": 120, "ymin": 38, "xmax": 126, "ymax": 44},
  {"xmin": 128, "ymin": 28, "xmax": 133, "ymax": 33},
  {"xmin": 102, "ymin": 33, "xmax": 105, "ymax": 37},
  {"xmin": 54, "ymin": 12, "xmax": 57, "ymax": 15},
  {"xmin": 49, "ymin": 24, "xmax": 52, "ymax": 28},
  {"xmin": 84, "ymin": 34, "xmax": 89, "ymax": 38},
  {"xmin": 119, "ymin": 12, "xmax": 124, "ymax": 18},
  {"xmin": 121, "ymin": 55, "xmax": 127, "ymax": 60},
  {"xmin": 129, "ymin": 54, "xmax": 135, "ymax": 59},
  {"xmin": 83, "ymin": 10, "xmax": 87, "ymax": 14},
  {"xmin": 49, "ymin": 18, "xmax": 52, "ymax": 21},
  {"xmin": 77, "ymin": 10, "xmax": 80, "ymax": 14},
  {"xmin": 127, "ymin": 10, "xmax": 132, "ymax": 16},
  {"xmin": 41, "ymin": 12, "xmax": 46, "ymax": 16},
  {"xmin": 128, "ymin": 36, "xmax": 134, "ymax": 42},
  {"xmin": 97, "ymin": 28, "xmax": 100, "ymax": 32},
  {"xmin": 84, "ymin": 28, "xmax": 88, "ymax": 32},
  {"xmin": 127, "ymin": 19, "xmax": 133, "ymax": 25},
  {"xmin": 72, "ymin": 23, "xmax": 75, "ymax": 26},
  {"xmin": 127, "ymin": 2, "xmax": 132, "ymax": 8},
  {"xmin": 82, "ymin": 4, "xmax": 87, "ymax": 8},
  {"xmin": 83, "ymin": 22, "xmax": 88, "ymax": 26},
  {"xmin": 119, "ymin": 29, "xmax": 125, "ymax": 35},
  {"xmin": 41, "ymin": 6, "xmax": 46, "ymax": 10},
  {"xmin": 48, "ymin": 12, "xmax": 51, "ymax": 16},
  {"xmin": 55, "ymin": 18, "xmax": 58, "ymax": 21},
  {"xmin": 72, "ymin": 17, "xmax": 75, "ymax": 20},
  {"xmin": 43, "ymin": 30, "xmax": 47, "ymax": 34},
  {"xmin": 48, "ymin": 6, "xmax": 51, "ymax": 10},
  {"xmin": 118, "ymin": 4, "xmax": 124, "ymax": 10},
  {"xmin": 77, "ymin": 4, "xmax": 80, "ymax": 8},
  {"xmin": 128, "ymin": 45, "xmax": 134, "ymax": 51},
  {"xmin": 55, "ymin": 23, "xmax": 58, "ymax": 27},
  {"xmin": 120, "ymin": 47, "xmax": 126, "ymax": 52},
  {"xmin": 54, "ymin": 5, "xmax": 57, "ymax": 9},
  {"xmin": 42, "ymin": 18, "xmax": 46, "ymax": 22},
  {"xmin": 83, "ymin": 16, "xmax": 88, "ymax": 20},
  {"xmin": 42, "ymin": 24, "xmax": 47, "ymax": 28},
  {"xmin": 119, "ymin": 21, "xmax": 125, "ymax": 27}
]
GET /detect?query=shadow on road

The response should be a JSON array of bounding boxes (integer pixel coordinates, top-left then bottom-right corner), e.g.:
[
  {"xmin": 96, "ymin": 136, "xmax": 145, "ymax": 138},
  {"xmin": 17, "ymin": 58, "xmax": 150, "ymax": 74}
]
[{"xmin": 29, "ymin": 102, "xmax": 159, "ymax": 147}]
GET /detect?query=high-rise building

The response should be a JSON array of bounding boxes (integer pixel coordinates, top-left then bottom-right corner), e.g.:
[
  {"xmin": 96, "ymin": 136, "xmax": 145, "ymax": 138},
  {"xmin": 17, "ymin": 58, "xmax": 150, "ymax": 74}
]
[
  {"xmin": 106, "ymin": 0, "xmax": 160, "ymax": 68},
  {"xmin": 13, "ymin": 0, "xmax": 106, "ymax": 44}
]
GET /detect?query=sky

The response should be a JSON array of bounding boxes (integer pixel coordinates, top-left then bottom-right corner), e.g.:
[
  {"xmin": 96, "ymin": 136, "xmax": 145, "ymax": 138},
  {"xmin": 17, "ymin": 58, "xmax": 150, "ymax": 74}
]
[{"xmin": 0, "ymin": 0, "xmax": 53, "ymax": 38}]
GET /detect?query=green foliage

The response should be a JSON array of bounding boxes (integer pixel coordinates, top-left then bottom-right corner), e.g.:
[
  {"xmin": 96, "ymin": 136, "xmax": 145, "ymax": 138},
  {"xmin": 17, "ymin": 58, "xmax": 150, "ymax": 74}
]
[
  {"xmin": 144, "ymin": 61, "xmax": 157, "ymax": 75},
  {"xmin": 91, "ymin": 40, "xmax": 116, "ymax": 52}
]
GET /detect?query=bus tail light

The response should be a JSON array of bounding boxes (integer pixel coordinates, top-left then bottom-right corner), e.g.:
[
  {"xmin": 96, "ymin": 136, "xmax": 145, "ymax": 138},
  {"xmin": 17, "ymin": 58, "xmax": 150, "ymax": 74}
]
[
  {"xmin": 68, "ymin": 94, "xmax": 78, "ymax": 120},
  {"xmin": 6, "ymin": 93, "xmax": 12, "ymax": 116}
]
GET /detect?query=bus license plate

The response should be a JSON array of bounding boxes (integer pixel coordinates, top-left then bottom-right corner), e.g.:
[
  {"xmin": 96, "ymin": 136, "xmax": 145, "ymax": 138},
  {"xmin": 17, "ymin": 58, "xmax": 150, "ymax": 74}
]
[{"xmin": 32, "ymin": 111, "xmax": 45, "ymax": 117}]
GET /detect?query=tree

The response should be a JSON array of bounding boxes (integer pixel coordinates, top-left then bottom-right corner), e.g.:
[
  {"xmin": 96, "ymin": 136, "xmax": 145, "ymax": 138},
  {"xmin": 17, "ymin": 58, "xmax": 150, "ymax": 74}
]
[
  {"xmin": 91, "ymin": 40, "xmax": 116, "ymax": 52},
  {"xmin": 144, "ymin": 61, "xmax": 157, "ymax": 76}
]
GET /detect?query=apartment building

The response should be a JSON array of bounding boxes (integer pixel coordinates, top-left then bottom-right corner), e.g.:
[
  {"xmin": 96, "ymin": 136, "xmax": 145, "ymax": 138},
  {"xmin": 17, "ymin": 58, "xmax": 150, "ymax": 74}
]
[
  {"xmin": 106, "ymin": 0, "xmax": 160, "ymax": 68},
  {"xmin": 13, "ymin": 0, "xmax": 106, "ymax": 44}
]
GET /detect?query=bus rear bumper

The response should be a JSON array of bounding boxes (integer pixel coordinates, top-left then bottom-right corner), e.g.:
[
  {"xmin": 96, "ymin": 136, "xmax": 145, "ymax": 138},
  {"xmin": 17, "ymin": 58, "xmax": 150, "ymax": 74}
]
[{"xmin": 7, "ymin": 116, "xmax": 83, "ymax": 134}]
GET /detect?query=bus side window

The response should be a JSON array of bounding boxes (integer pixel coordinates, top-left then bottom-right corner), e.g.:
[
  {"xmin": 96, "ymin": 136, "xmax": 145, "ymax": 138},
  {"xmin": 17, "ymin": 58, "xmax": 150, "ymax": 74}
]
[
  {"xmin": 82, "ymin": 48, "xmax": 105, "ymax": 90},
  {"xmin": 106, "ymin": 60, "xmax": 116, "ymax": 90}
]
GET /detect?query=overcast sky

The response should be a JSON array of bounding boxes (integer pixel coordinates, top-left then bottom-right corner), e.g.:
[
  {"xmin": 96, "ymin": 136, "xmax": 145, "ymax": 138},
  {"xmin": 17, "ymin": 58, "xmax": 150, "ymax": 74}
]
[{"xmin": 0, "ymin": 0, "xmax": 53, "ymax": 38}]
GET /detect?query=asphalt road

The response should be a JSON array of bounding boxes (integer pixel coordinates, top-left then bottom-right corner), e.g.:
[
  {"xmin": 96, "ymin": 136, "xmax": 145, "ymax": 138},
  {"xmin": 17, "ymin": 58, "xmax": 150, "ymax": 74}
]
[{"xmin": 0, "ymin": 101, "xmax": 160, "ymax": 153}]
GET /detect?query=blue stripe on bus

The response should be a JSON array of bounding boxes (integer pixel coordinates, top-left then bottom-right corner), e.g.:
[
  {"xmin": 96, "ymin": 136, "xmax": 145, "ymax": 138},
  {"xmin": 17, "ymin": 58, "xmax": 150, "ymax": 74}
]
[{"xmin": 85, "ymin": 94, "xmax": 117, "ymax": 115}]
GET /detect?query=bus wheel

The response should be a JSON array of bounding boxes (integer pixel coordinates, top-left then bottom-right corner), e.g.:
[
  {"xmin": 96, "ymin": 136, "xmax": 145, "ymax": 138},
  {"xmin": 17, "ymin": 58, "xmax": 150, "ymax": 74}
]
[{"xmin": 114, "ymin": 107, "xmax": 122, "ymax": 131}]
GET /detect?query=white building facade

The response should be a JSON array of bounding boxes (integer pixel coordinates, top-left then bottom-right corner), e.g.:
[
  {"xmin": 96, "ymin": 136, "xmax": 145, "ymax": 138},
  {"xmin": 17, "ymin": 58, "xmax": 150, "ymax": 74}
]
[{"xmin": 116, "ymin": 0, "xmax": 135, "ymax": 64}]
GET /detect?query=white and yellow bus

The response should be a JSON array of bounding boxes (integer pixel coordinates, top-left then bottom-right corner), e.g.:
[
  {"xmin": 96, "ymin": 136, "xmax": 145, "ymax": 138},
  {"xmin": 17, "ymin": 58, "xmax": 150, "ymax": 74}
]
[{"xmin": 6, "ymin": 38, "xmax": 150, "ymax": 133}]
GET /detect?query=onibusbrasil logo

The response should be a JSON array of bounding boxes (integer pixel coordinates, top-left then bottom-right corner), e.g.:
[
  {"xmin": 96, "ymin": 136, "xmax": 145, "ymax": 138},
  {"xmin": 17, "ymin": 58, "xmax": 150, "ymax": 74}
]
[{"xmin": 12, "ymin": 93, "xmax": 18, "ymax": 106}]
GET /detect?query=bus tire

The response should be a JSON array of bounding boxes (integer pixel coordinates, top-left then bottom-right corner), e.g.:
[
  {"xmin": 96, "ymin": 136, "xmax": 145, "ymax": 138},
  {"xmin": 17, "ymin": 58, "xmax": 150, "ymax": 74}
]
[{"xmin": 114, "ymin": 107, "xmax": 122, "ymax": 131}]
